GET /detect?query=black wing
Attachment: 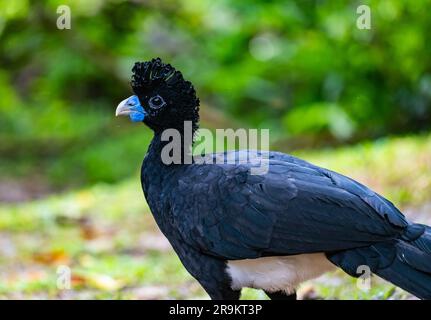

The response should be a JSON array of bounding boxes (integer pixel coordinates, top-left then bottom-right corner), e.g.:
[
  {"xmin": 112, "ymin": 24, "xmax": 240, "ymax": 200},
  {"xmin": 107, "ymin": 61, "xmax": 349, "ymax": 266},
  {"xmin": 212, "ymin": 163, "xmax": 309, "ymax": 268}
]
[{"xmin": 169, "ymin": 151, "xmax": 409, "ymax": 260}]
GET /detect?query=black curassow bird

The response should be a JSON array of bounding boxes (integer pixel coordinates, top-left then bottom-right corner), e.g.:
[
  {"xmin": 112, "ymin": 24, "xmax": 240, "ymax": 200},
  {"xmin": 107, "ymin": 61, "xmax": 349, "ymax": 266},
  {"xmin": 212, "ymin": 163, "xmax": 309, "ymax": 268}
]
[{"xmin": 116, "ymin": 58, "xmax": 431, "ymax": 300}]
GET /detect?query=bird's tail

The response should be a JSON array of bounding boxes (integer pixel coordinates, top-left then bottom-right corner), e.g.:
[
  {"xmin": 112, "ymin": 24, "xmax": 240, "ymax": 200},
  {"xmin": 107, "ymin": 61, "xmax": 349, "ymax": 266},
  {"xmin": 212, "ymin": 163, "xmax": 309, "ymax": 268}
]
[{"xmin": 328, "ymin": 224, "xmax": 431, "ymax": 299}]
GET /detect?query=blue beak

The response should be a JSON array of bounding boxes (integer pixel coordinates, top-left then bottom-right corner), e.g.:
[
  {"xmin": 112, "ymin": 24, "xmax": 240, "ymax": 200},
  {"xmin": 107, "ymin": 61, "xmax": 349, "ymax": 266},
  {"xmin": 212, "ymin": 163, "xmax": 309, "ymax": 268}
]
[{"xmin": 115, "ymin": 95, "xmax": 146, "ymax": 122}]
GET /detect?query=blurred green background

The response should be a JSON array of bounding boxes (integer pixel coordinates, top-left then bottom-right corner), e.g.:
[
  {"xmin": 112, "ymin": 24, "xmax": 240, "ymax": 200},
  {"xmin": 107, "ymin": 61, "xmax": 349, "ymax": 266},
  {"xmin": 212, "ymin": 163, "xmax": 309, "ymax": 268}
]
[{"xmin": 0, "ymin": 0, "xmax": 430, "ymax": 299}]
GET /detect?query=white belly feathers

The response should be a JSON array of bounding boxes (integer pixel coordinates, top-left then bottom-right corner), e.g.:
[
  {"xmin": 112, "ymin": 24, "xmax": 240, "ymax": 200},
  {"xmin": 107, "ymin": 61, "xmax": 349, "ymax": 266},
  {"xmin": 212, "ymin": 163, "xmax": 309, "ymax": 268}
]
[{"xmin": 226, "ymin": 253, "xmax": 335, "ymax": 294}]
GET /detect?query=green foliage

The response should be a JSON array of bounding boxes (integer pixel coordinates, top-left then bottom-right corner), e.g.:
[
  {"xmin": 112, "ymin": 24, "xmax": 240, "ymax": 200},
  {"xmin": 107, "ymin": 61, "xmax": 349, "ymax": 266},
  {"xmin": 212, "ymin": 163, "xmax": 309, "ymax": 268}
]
[{"xmin": 1, "ymin": 0, "xmax": 431, "ymax": 188}]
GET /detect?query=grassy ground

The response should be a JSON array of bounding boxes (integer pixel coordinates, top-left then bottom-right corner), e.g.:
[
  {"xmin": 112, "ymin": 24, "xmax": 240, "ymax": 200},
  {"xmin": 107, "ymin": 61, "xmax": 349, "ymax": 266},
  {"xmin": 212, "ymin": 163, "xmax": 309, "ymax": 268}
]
[{"xmin": 1, "ymin": 133, "xmax": 431, "ymax": 299}]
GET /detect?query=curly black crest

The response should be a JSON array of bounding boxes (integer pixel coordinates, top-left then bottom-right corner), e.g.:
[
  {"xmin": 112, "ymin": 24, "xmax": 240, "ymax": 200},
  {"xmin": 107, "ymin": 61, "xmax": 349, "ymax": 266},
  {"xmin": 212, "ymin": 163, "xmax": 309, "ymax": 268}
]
[
  {"xmin": 131, "ymin": 58, "xmax": 200, "ymax": 133},
  {"xmin": 131, "ymin": 57, "xmax": 198, "ymax": 100}
]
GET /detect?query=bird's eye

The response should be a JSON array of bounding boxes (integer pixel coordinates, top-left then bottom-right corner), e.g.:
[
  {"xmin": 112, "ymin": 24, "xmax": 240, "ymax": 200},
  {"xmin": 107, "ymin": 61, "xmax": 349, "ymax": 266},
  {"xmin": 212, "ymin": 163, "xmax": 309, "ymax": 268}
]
[{"xmin": 148, "ymin": 95, "xmax": 166, "ymax": 109}]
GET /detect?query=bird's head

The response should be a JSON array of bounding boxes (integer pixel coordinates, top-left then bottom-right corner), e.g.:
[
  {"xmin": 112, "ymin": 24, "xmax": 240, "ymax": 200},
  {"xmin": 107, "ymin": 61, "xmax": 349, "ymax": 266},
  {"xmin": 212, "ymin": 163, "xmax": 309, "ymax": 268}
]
[{"xmin": 116, "ymin": 58, "xmax": 200, "ymax": 134}]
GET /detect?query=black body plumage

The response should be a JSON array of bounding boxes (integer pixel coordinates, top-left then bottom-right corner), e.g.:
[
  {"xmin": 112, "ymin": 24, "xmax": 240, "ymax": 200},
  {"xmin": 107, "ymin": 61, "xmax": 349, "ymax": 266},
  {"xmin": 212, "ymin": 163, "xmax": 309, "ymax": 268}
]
[{"xmin": 130, "ymin": 58, "xmax": 431, "ymax": 299}]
